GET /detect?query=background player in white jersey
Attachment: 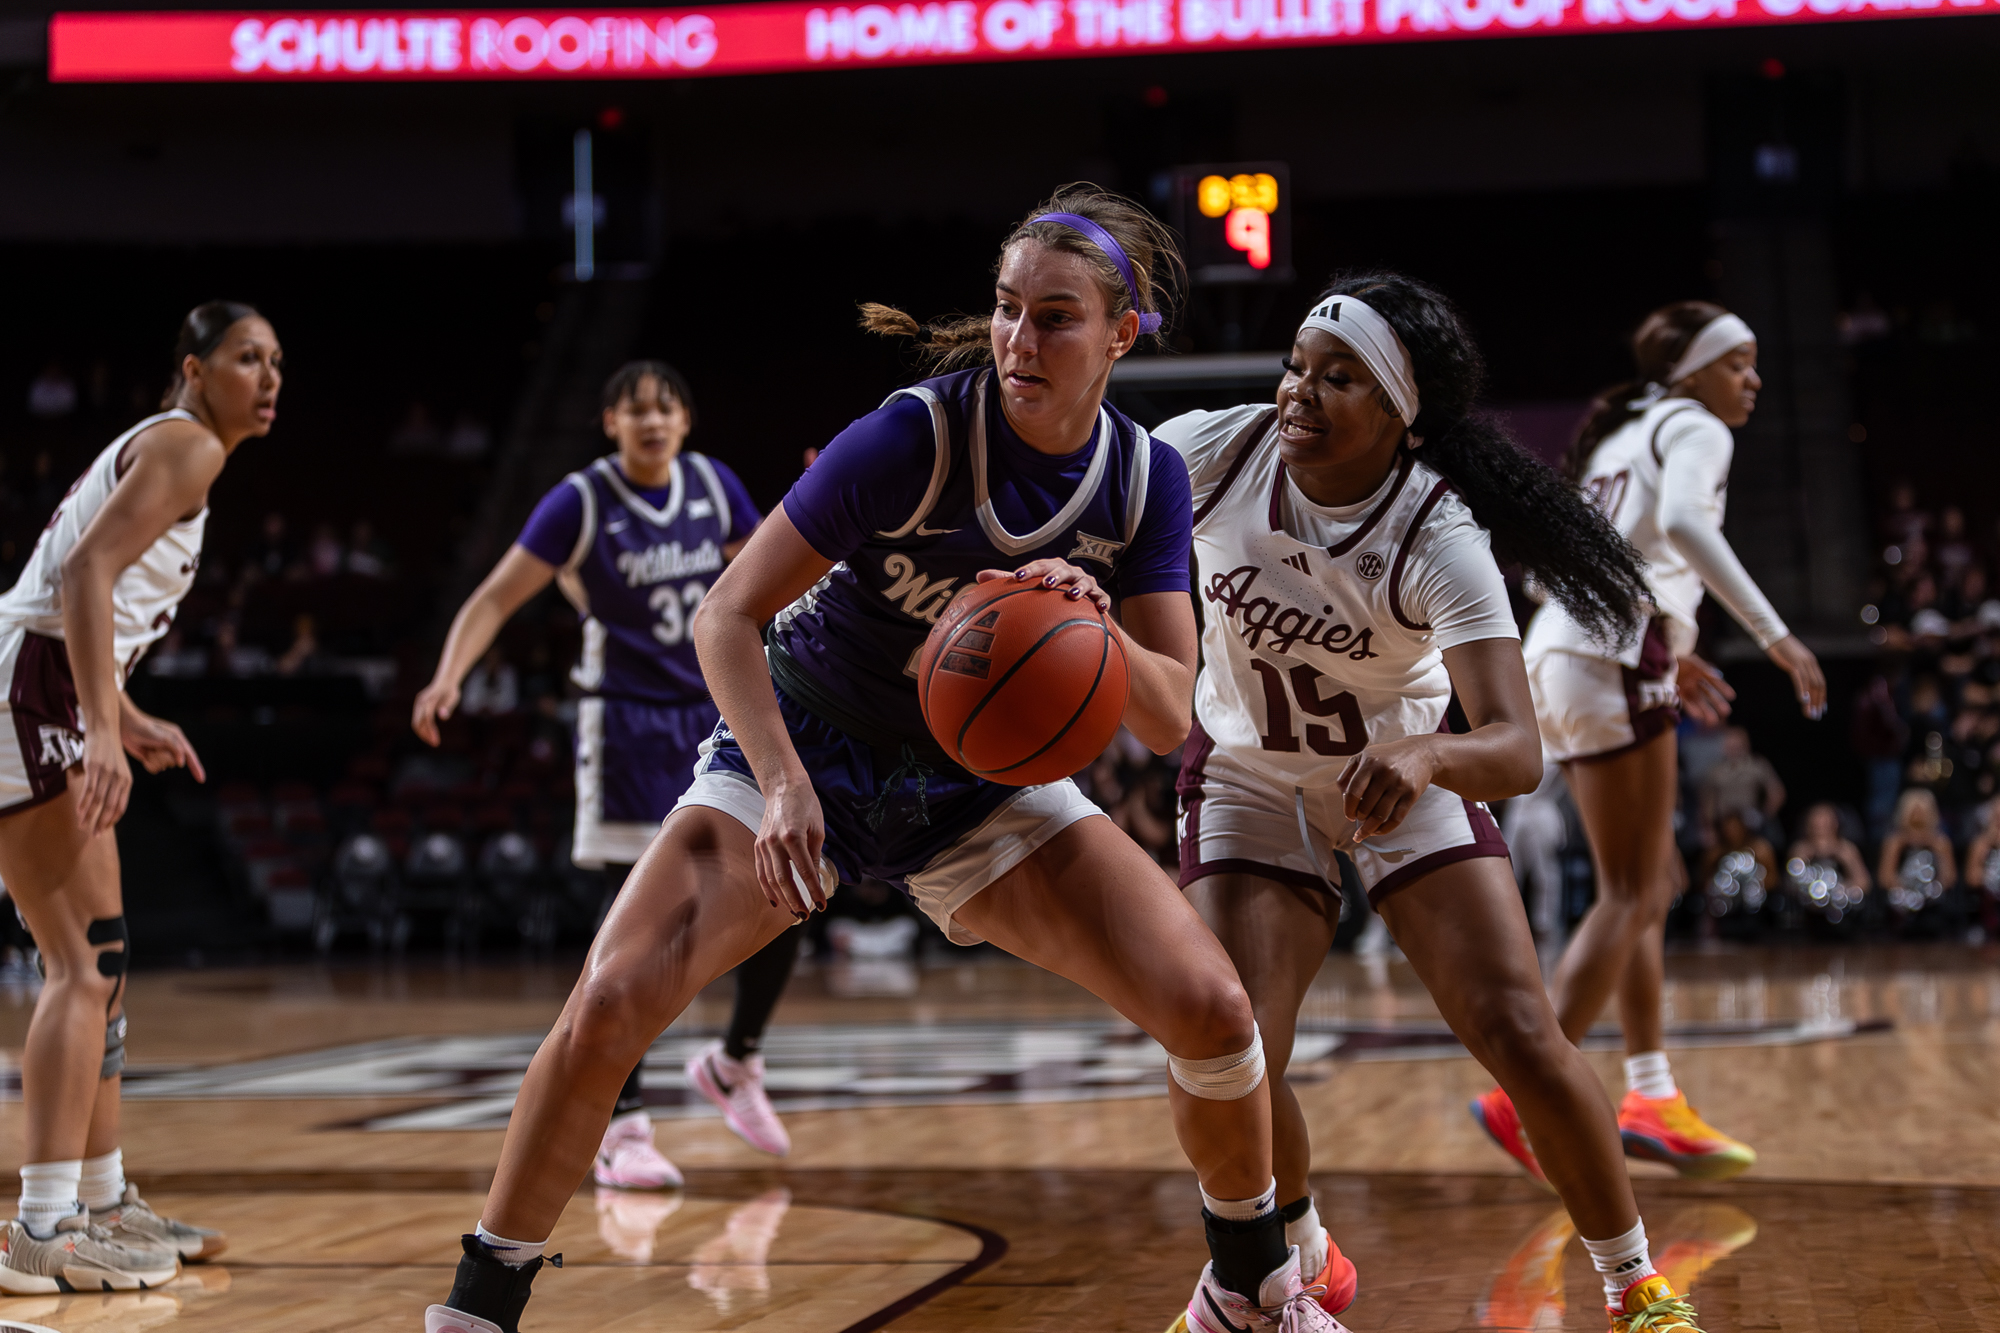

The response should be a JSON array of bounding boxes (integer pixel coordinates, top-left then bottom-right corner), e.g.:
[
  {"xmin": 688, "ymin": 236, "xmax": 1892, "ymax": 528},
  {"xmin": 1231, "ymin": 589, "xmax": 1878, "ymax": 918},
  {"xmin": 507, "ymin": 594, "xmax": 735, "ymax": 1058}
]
[
  {"xmin": 1158, "ymin": 275, "xmax": 1709, "ymax": 1333},
  {"xmin": 415, "ymin": 362, "xmax": 794, "ymax": 1192},
  {"xmin": 1473, "ymin": 302, "xmax": 1825, "ymax": 1187},
  {"xmin": 0, "ymin": 301, "xmax": 279, "ymax": 1291}
]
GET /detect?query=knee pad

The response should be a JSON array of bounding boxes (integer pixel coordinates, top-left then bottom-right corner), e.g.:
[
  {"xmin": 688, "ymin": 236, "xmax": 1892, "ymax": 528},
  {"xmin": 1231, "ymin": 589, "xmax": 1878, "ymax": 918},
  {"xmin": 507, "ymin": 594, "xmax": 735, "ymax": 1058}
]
[
  {"xmin": 87, "ymin": 916, "xmax": 128, "ymax": 978},
  {"xmin": 1168, "ymin": 1023, "xmax": 1266, "ymax": 1101},
  {"xmin": 101, "ymin": 1014, "xmax": 126, "ymax": 1080}
]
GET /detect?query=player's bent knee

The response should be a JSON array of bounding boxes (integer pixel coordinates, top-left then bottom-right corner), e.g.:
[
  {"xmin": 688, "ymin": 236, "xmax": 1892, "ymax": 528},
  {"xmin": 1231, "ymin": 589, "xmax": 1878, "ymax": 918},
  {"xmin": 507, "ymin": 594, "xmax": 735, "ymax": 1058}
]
[
  {"xmin": 1158, "ymin": 974, "xmax": 1258, "ymax": 1062},
  {"xmin": 564, "ymin": 976, "xmax": 661, "ymax": 1067},
  {"xmin": 1169, "ymin": 1021, "xmax": 1267, "ymax": 1101},
  {"xmin": 1470, "ymin": 989, "xmax": 1566, "ymax": 1075}
]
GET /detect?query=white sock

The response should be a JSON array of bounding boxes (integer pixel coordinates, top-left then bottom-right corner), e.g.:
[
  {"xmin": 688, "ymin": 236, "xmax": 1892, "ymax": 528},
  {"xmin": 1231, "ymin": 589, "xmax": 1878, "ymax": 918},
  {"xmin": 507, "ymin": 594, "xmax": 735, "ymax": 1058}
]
[
  {"xmin": 18, "ymin": 1161, "xmax": 83, "ymax": 1240},
  {"xmin": 1624, "ymin": 1051, "xmax": 1677, "ymax": 1101},
  {"xmin": 1284, "ymin": 1199, "xmax": 1326, "ymax": 1277},
  {"xmin": 1200, "ymin": 1177, "xmax": 1277, "ymax": 1222},
  {"xmin": 1581, "ymin": 1219, "xmax": 1657, "ymax": 1308},
  {"xmin": 475, "ymin": 1222, "xmax": 547, "ymax": 1268},
  {"xmin": 80, "ymin": 1149, "xmax": 126, "ymax": 1213}
]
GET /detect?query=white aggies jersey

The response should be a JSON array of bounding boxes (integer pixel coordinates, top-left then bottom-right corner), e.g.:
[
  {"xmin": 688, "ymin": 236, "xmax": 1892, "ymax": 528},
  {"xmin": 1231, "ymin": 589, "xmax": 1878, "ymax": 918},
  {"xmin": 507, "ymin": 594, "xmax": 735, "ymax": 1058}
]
[
  {"xmin": 0, "ymin": 410, "xmax": 208, "ymax": 684},
  {"xmin": 1159, "ymin": 405, "xmax": 1518, "ymax": 793}
]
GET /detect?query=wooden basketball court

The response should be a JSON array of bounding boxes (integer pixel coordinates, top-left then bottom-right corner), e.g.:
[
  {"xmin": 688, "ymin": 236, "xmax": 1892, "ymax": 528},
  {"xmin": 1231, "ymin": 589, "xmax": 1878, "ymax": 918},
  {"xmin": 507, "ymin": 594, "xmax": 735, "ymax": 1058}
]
[{"xmin": 0, "ymin": 943, "xmax": 1992, "ymax": 1332}]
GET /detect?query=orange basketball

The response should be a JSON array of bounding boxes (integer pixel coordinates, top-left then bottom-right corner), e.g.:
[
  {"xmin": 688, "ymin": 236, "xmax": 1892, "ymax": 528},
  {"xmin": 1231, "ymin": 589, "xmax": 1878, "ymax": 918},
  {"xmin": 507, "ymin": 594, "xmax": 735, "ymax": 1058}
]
[{"xmin": 918, "ymin": 581, "xmax": 1131, "ymax": 786}]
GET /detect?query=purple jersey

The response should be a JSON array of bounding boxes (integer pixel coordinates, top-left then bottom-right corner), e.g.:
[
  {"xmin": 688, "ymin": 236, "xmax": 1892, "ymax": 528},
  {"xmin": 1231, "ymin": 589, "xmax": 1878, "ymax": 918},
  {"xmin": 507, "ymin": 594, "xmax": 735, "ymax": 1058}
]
[
  {"xmin": 517, "ymin": 453, "xmax": 760, "ymax": 704},
  {"xmin": 771, "ymin": 366, "xmax": 1192, "ymax": 762}
]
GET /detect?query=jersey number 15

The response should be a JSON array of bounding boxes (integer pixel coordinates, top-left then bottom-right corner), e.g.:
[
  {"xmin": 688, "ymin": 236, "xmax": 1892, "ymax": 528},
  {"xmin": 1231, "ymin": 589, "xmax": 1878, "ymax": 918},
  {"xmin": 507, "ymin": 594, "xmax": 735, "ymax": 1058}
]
[{"xmin": 1249, "ymin": 660, "xmax": 1366, "ymax": 756}]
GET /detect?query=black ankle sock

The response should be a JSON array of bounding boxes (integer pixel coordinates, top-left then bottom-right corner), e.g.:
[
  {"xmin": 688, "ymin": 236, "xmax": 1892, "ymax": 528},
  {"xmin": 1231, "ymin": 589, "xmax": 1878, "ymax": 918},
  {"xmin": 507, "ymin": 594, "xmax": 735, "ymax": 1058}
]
[
  {"xmin": 1279, "ymin": 1196, "xmax": 1313, "ymax": 1225},
  {"xmin": 613, "ymin": 1062, "xmax": 646, "ymax": 1117},
  {"xmin": 446, "ymin": 1235, "xmax": 557, "ymax": 1333},
  {"xmin": 1203, "ymin": 1207, "xmax": 1287, "ymax": 1302},
  {"xmin": 723, "ymin": 924, "xmax": 802, "ymax": 1061}
]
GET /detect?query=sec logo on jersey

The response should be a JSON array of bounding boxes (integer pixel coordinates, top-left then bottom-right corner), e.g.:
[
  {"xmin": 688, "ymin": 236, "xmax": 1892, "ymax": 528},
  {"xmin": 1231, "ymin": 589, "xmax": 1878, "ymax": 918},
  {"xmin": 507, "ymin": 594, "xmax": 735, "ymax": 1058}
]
[{"xmin": 1355, "ymin": 551, "xmax": 1386, "ymax": 580}]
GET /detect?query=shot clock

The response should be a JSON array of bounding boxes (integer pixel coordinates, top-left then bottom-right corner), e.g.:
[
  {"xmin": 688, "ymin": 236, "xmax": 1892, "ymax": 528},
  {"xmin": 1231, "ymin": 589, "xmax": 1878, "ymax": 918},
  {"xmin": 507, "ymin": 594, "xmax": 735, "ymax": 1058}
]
[{"xmin": 1172, "ymin": 162, "xmax": 1292, "ymax": 285}]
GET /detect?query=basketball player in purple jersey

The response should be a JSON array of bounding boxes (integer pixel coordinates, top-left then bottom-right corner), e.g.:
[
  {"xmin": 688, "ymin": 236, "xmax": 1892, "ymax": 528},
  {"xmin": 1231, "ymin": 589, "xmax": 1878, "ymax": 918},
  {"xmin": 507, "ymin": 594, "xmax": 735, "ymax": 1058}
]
[
  {"xmin": 426, "ymin": 186, "xmax": 1350, "ymax": 1333},
  {"xmin": 414, "ymin": 362, "xmax": 797, "ymax": 1190}
]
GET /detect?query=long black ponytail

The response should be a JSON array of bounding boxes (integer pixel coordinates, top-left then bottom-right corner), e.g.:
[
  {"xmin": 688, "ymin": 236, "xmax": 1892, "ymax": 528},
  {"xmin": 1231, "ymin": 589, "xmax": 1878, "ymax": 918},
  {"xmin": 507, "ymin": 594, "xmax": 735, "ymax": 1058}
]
[{"xmin": 1314, "ymin": 272, "xmax": 1649, "ymax": 645}]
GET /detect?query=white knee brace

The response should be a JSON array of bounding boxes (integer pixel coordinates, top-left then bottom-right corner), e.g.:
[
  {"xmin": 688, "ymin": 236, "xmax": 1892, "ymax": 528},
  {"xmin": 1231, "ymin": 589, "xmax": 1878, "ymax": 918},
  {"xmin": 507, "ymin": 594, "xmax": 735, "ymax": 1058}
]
[{"xmin": 1167, "ymin": 1023, "xmax": 1266, "ymax": 1101}]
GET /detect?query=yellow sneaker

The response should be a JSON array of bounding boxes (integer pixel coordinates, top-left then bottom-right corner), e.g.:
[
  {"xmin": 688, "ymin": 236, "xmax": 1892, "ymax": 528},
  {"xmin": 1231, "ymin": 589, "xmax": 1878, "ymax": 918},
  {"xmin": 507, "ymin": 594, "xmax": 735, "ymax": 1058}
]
[
  {"xmin": 1609, "ymin": 1275, "xmax": 1705, "ymax": 1333},
  {"xmin": 1617, "ymin": 1090, "xmax": 1756, "ymax": 1181}
]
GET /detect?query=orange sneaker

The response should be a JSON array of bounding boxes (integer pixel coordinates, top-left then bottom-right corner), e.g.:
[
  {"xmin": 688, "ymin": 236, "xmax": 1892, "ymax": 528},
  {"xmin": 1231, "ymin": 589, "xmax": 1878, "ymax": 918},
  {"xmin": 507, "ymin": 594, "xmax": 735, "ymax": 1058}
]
[
  {"xmin": 1475, "ymin": 1208, "xmax": 1573, "ymax": 1330},
  {"xmin": 1470, "ymin": 1088, "xmax": 1553, "ymax": 1191},
  {"xmin": 1617, "ymin": 1091, "xmax": 1756, "ymax": 1181},
  {"xmin": 1306, "ymin": 1230, "xmax": 1359, "ymax": 1315},
  {"xmin": 1651, "ymin": 1205, "xmax": 1757, "ymax": 1295},
  {"xmin": 1608, "ymin": 1274, "xmax": 1705, "ymax": 1333}
]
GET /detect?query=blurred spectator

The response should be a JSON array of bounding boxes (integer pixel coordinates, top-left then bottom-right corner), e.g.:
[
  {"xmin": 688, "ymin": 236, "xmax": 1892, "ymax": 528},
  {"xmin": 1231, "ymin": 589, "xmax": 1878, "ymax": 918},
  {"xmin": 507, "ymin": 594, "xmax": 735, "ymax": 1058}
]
[
  {"xmin": 1935, "ymin": 506, "xmax": 1978, "ymax": 594},
  {"xmin": 1787, "ymin": 804, "xmax": 1872, "ymax": 894},
  {"xmin": 1962, "ymin": 795, "xmax": 2000, "ymax": 936},
  {"xmin": 1851, "ymin": 675, "xmax": 1908, "ymax": 837},
  {"xmin": 1877, "ymin": 788, "xmax": 1958, "ymax": 912},
  {"xmin": 276, "ymin": 614, "xmax": 322, "ymax": 676},
  {"xmin": 306, "ymin": 523, "xmax": 346, "ymax": 578},
  {"xmin": 461, "ymin": 647, "xmax": 520, "ymax": 717},
  {"xmin": 1701, "ymin": 810, "xmax": 1775, "ymax": 918},
  {"xmin": 444, "ymin": 412, "xmax": 493, "ymax": 460},
  {"xmin": 1879, "ymin": 480, "xmax": 1929, "ymax": 553},
  {"xmin": 1699, "ymin": 727, "xmax": 1786, "ymax": 838},
  {"xmin": 26, "ymin": 362, "xmax": 77, "ymax": 419},
  {"xmin": 251, "ymin": 512, "xmax": 293, "ymax": 580},
  {"xmin": 388, "ymin": 403, "xmax": 442, "ymax": 454},
  {"xmin": 144, "ymin": 627, "xmax": 208, "ymax": 679},
  {"xmin": 345, "ymin": 520, "xmax": 394, "ymax": 579},
  {"xmin": 210, "ymin": 620, "xmax": 272, "ymax": 677}
]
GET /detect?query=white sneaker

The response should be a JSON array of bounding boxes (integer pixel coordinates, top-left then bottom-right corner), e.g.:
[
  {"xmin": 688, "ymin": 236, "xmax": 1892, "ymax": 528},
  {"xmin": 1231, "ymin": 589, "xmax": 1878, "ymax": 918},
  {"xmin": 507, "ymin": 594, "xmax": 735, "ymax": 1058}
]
[
  {"xmin": 94, "ymin": 1182, "xmax": 228, "ymax": 1261},
  {"xmin": 593, "ymin": 1109, "xmax": 685, "ymax": 1190},
  {"xmin": 426, "ymin": 1307, "xmax": 504, "ymax": 1333},
  {"xmin": 685, "ymin": 1041, "xmax": 791, "ymax": 1156},
  {"xmin": 1172, "ymin": 1246, "xmax": 1355, "ymax": 1333},
  {"xmin": 0, "ymin": 1214, "xmax": 179, "ymax": 1293}
]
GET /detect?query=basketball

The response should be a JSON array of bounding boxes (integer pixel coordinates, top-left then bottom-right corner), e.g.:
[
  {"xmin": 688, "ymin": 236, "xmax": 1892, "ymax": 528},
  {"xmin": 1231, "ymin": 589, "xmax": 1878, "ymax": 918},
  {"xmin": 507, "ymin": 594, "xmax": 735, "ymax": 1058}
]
[{"xmin": 918, "ymin": 581, "xmax": 1131, "ymax": 786}]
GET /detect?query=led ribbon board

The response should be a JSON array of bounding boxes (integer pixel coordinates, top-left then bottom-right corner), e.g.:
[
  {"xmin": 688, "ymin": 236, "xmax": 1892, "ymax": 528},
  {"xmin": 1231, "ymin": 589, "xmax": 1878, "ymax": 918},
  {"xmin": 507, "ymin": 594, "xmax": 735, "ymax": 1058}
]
[{"xmin": 50, "ymin": 0, "xmax": 2000, "ymax": 81}]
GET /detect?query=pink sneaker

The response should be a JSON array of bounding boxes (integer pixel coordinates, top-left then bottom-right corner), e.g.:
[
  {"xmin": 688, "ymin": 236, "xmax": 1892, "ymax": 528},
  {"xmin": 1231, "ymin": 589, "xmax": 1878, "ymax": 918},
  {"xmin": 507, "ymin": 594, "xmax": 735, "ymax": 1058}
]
[
  {"xmin": 685, "ymin": 1040, "xmax": 791, "ymax": 1157},
  {"xmin": 593, "ymin": 1109, "xmax": 685, "ymax": 1189}
]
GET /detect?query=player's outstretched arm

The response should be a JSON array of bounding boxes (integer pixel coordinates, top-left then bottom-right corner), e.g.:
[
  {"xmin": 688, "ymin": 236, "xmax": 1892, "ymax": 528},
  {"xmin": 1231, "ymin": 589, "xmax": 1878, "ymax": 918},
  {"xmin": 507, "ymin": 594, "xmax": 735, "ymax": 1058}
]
[
  {"xmin": 693, "ymin": 510, "xmax": 838, "ymax": 917},
  {"xmin": 1337, "ymin": 637, "xmax": 1542, "ymax": 840},
  {"xmin": 62, "ymin": 417, "xmax": 227, "ymax": 835},
  {"xmin": 412, "ymin": 545, "xmax": 555, "ymax": 746}
]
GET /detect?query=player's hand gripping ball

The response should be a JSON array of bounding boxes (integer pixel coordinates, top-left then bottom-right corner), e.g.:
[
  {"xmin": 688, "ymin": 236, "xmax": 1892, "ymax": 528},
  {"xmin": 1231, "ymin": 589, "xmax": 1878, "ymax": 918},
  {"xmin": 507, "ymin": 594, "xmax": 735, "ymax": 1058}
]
[{"xmin": 918, "ymin": 580, "xmax": 1131, "ymax": 786}]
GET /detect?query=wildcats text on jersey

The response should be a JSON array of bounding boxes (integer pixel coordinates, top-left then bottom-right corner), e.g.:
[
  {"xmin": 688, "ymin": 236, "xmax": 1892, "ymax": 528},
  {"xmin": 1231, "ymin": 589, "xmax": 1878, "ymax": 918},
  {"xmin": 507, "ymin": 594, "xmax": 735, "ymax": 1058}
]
[
  {"xmin": 614, "ymin": 538, "xmax": 723, "ymax": 587},
  {"xmin": 1204, "ymin": 563, "xmax": 1380, "ymax": 660}
]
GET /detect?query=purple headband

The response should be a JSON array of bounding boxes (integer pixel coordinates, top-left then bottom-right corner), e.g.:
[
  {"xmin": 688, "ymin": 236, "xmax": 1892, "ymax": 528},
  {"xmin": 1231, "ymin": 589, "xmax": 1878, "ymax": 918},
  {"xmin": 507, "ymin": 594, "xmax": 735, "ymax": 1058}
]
[{"xmin": 1029, "ymin": 212, "xmax": 1164, "ymax": 335}]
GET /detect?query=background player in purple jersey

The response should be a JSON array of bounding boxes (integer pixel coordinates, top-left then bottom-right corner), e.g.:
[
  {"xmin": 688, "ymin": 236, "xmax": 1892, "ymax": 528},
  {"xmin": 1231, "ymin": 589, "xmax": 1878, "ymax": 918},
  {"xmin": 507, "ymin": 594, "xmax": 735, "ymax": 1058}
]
[
  {"xmin": 413, "ymin": 361, "xmax": 800, "ymax": 1191},
  {"xmin": 425, "ymin": 186, "xmax": 1351, "ymax": 1333}
]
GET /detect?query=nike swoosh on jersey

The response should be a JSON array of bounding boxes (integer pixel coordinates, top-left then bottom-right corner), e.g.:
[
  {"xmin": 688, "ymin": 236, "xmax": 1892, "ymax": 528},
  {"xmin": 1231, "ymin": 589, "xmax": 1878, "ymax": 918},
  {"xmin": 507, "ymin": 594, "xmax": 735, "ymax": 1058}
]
[{"xmin": 915, "ymin": 523, "xmax": 960, "ymax": 536}]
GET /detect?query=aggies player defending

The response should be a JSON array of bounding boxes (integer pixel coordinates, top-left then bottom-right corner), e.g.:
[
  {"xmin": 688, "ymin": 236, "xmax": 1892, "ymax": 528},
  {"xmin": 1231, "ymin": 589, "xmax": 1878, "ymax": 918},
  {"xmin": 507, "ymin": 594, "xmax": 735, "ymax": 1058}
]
[
  {"xmin": 0, "ymin": 302, "xmax": 276, "ymax": 1291},
  {"xmin": 1475, "ymin": 302, "xmax": 1824, "ymax": 1182},
  {"xmin": 1158, "ymin": 275, "xmax": 1708, "ymax": 1333},
  {"xmin": 426, "ymin": 185, "xmax": 1348, "ymax": 1333},
  {"xmin": 414, "ymin": 362, "xmax": 797, "ymax": 1188}
]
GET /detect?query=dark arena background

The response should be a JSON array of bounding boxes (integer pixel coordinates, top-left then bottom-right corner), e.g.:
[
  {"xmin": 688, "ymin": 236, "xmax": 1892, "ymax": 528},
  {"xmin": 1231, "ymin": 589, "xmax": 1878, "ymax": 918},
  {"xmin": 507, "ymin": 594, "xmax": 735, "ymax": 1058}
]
[{"xmin": 0, "ymin": 0, "xmax": 1996, "ymax": 1327}]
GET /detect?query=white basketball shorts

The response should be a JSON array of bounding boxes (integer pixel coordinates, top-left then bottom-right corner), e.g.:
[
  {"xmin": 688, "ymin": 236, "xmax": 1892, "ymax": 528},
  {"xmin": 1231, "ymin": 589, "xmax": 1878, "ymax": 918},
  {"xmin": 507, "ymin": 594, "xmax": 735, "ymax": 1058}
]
[
  {"xmin": 1526, "ymin": 617, "xmax": 1684, "ymax": 764},
  {"xmin": 1176, "ymin": 722, "xmax": 1509, "ymax": 907}
]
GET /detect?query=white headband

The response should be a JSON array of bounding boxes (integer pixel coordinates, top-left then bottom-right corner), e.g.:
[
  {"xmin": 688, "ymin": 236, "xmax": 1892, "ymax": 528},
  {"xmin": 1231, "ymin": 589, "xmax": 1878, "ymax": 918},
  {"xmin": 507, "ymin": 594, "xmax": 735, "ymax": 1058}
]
[
  {"xmin": 1298, "ymin": 295, "xmax": 1421, "ymax": 428},
  {"xmin": 1666, "ymin": 313, "xmax": 1755, "ymax": 385}
]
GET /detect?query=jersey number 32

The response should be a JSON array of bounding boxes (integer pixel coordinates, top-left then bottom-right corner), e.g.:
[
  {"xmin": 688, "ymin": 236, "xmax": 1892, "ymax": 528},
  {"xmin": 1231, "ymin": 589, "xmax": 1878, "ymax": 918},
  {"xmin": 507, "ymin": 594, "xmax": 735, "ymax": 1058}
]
[{"xmin": 650, "ymin": 580, "xmax": 706, "ymax": 646}]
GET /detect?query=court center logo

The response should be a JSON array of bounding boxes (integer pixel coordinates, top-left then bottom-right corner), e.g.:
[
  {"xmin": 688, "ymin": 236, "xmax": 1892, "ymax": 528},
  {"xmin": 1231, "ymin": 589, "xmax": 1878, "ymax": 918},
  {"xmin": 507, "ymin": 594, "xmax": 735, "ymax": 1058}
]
[{"xmin": 1354, "ymin": 551, "xmax": 1385, "ymax": 581}]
